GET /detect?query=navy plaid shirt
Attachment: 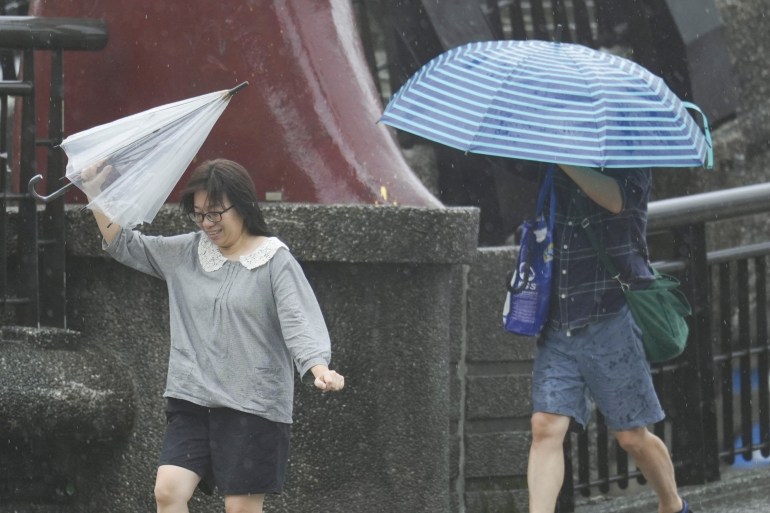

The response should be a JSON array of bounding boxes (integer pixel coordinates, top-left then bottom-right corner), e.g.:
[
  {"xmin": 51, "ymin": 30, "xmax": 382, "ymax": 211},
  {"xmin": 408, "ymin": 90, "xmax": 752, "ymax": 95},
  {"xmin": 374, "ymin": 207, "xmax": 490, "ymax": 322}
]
[{"xmin": 548, "ymin": 167, "xmax": 654, "ymax": 332}]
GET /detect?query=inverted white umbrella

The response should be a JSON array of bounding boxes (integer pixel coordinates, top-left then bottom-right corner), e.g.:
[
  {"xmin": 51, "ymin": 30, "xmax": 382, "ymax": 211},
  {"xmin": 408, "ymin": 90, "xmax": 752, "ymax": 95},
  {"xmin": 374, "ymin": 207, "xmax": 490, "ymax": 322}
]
[{"xmin": 29, "ymin": 82, "xmax": 248, "ymax": 228}]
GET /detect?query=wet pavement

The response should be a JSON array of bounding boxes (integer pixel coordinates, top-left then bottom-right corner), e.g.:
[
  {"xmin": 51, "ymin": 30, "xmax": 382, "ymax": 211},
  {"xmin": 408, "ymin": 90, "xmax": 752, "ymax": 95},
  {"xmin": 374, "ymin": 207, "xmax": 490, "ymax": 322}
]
[{"xmin": 574, "ymin": 466, "xmax": 769, "ymax": 513}]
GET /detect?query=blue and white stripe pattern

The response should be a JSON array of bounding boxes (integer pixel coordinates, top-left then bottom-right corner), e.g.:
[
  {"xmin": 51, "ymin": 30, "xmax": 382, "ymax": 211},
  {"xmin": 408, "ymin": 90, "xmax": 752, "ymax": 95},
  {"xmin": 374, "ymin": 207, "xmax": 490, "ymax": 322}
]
[{"xmin": 380, "ymin": 40, "xmax": 712, "ymax": 169}]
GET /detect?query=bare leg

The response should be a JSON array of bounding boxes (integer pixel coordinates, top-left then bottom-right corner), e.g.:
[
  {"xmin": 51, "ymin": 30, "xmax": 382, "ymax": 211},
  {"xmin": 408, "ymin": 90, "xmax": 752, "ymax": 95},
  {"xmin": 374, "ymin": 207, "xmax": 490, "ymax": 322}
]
[
  {"xmin": 615, "ymin": 427, "xmax": 684, "ymax": 513},
  {"xmin": 528, "ymin": 412, "xmax": 572, "ymax": 513},
  {"xmin": 225, "ymin": 494, "xmax": 266, "ymax": 513},
  {"xmin": 154, "ymin": 465, "xmax": 201, "ymax": 513}
]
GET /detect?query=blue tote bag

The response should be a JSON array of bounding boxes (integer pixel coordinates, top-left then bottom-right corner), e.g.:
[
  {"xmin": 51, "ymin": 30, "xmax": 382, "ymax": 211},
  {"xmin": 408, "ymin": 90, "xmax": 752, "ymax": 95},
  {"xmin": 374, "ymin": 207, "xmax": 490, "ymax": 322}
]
[{"xmin": 502, "ymin": 166, "xmax": 555, "ymax": 336}]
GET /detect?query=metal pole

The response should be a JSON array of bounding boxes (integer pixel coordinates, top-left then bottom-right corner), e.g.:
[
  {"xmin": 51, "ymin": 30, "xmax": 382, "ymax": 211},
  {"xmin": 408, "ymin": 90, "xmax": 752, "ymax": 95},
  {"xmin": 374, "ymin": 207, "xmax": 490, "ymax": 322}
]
[
  {"xmin": 40, "ymin": 48, "xmax": 66, "ymax": 328},
  {"xmin": 673, "ymin": 223, "xmax": 720, "ymax": 484},
  {"xmin": 18, "ymin": 48, "xmax": 39, "ymax": 326}
]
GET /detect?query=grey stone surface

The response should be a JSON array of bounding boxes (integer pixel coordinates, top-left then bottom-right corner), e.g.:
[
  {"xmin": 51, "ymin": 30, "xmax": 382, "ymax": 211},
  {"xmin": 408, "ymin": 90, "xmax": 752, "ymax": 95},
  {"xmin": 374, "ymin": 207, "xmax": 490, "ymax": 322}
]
[
  {"xmin": 716, "ymin": 0, "xmax": 770, "ymax": 156},
  {"xmin": 466, "ymin": 247, "xmax": 537, "ymax": 363},
  {"xmin": 448, "ymin": 264, "xmax": 470, "ymax": 513},
  {"xmin": 276, "ymin": 261, "xmax": 455, "ymax": 513},
  {"xmin": 0, "ymin": 326, "xmax": 135, "ymax": 507},
  {"xmin": 0, "ymin": 336, "xmax": 134, "ymax": 441},
  {"xmin": 464, "ymin": 431, "xmax": 531, "ymax": 478},
  {"xmin": 460, "ymin": 246, "xmax": 535, "ymax": 509},
  {"xmin": 465, "ymin": 375, "xmax": 532, "ymax": 420},
  {"xmin": 65, "ymin": 203, "xmax": 480, "ymax": 265},
  {"xmin": 449, "ymin": 265, "xmax": 469, "ymax": 364},
  {"xmin": 465, "ymin": 489, "xmax": 528, "ymax": 513}
]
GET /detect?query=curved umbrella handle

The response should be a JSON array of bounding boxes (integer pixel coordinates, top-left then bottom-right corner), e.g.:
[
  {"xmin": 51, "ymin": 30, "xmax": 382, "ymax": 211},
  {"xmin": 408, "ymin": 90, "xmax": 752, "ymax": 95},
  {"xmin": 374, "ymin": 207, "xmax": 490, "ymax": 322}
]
[
  {"xmin": 682, "ymin": 101, "xmax": 714, "ymax": 169},
  {"xmin": 28, "ymin": 174, "xmax": 75, "ymax": 203}
]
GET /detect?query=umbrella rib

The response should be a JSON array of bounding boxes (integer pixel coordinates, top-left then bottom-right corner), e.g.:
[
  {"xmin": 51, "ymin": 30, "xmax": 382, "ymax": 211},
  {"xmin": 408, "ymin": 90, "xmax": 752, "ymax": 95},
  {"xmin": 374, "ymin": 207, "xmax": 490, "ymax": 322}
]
[
  {"xmin": 563, "ymin": 45, "xmax": 609, "ymax": 168},
  {"xmin": 467, "ymin": 41, "xmax": 534, "ymax": 154}
]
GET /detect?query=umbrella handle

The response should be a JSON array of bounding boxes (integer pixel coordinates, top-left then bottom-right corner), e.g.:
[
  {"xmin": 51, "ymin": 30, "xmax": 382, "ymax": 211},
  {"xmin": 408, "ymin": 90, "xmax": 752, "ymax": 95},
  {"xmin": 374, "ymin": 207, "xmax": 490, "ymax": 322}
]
[
  {"xmin": 683, "ymin": 101, "xmax": 714, "ymax": 169},
  {"xmin": 28, "ymin": 174, "xmax": 75, "ymax": 203}
]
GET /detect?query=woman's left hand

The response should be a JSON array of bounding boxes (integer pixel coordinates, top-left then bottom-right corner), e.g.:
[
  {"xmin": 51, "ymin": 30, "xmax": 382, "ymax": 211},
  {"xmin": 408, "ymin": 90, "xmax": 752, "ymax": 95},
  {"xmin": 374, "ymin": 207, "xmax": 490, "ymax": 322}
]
[{"xmin": 313, "ymin": 369, "xmax": 345, "ymax": 392}]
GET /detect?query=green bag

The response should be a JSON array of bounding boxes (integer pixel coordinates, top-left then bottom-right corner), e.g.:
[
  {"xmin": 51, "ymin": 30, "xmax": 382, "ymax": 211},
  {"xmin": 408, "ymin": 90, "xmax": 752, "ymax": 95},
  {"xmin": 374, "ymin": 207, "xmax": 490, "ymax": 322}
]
[
  {"xmin": 622, "ymin": 271, "xmax": 691, "ymax": 362},
  {"xmin": 574, "ymin": 193, "xmax": 692, "ymax": 362}
]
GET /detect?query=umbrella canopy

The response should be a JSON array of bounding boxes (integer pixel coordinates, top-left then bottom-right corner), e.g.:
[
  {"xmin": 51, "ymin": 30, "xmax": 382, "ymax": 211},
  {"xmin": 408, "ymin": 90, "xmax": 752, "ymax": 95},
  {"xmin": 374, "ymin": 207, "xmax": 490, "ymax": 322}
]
[
  {"xmin": 58, "ymin": 82, "xmax": 247, "ymax": 228},
  {"xmin": 379, "ymin": 40, "xmax": 713, "ymax": 169}
]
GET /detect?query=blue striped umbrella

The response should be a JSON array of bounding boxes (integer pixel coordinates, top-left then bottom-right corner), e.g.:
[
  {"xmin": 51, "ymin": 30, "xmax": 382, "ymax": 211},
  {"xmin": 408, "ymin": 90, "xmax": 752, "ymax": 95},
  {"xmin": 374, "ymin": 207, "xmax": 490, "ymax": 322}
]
[{"xmin": 380, "ymin": 40, "xmax": 713, "ymax": 169}]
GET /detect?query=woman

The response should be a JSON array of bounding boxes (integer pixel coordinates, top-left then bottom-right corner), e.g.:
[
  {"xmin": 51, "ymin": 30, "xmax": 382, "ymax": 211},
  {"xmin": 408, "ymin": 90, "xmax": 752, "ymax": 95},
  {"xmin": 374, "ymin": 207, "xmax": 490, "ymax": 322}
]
[{"xmin": 86, "ymin": 159, "xmax": 344, "ymax": 513}]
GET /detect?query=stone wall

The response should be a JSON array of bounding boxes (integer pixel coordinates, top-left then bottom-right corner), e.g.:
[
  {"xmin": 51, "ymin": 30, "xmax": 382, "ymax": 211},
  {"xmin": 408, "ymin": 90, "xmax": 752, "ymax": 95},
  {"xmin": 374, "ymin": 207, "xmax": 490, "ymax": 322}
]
[{"xmin": 460, "ymin": 247, "xmax": 534, "ymax": 513}]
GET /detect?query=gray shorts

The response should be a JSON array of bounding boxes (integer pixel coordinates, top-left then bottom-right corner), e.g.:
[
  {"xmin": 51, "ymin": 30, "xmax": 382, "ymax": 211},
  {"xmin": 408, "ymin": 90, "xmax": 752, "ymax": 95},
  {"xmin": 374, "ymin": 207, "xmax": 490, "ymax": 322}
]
[{"xmin": 532, "ymin": 306, "xmax": 665, "ymax": 431}]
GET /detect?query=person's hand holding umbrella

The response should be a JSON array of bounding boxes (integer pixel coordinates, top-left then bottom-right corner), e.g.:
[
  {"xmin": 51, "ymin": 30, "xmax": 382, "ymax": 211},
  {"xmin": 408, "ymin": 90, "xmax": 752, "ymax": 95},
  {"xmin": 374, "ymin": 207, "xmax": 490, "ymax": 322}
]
[
  {"xmin": 559, "ymin": 164, "xmax": 623, "ymax": 214},
  {"xmin": 79, "ymin": 160, "xmax": 121, "ymax": 244}
]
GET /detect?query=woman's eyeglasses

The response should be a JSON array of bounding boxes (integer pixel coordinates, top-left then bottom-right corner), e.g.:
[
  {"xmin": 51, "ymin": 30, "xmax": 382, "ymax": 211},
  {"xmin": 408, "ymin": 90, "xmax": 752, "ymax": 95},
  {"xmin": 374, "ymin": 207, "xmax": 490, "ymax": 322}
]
[{"xmin": 188, "ymin": 204, "xmax": 235, "ymax": 224}]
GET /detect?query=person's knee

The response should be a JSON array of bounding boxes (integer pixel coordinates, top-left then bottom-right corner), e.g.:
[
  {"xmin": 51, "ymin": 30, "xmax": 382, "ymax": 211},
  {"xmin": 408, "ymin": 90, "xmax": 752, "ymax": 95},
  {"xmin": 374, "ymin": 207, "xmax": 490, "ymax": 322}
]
[
  {"xmin": 531, "ymin": 412, "xmax": 570, "ymax": 444},
  {"xmin": 154, "ymin": 476, "xmax": 194, "ymax": 507},
  {"xmin": 614, "ymin": 427, "xmax": 649, "ymax": 455},
  {"xmin": 224, "ymin": 494, "xmax": 264, "ymax": 513},
  {"xmin": 154, "ymin": 465, "xmax": 200, "ymax": 508}
]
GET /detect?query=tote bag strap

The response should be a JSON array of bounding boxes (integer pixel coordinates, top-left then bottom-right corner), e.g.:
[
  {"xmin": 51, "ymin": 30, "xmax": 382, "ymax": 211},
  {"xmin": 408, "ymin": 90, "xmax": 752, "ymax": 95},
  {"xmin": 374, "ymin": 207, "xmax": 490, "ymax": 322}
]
[
  {"xmin": 535, "ymin": 164, "xmax": 556, "ymax": 226},
  {"xmin": 509, "ymin": 165, "xmax": 556, "ymax": 294}
]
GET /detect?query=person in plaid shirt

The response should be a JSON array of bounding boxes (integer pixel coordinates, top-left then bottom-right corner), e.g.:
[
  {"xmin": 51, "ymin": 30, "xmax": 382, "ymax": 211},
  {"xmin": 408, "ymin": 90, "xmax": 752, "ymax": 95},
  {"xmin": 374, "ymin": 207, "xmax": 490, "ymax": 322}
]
[{"xmin": 526, "ymin": 165, "xmax": 694, "ymax": 513}]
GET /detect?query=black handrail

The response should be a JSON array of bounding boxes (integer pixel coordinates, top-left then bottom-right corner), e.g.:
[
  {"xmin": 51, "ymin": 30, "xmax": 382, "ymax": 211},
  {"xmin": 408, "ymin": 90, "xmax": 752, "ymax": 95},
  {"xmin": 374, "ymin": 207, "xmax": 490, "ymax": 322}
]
[
  {"xmin": 0, "ymin": 16, "xmax": 107, "ymax": 50},
  {"xmin": 0, "ymin": 16, "xmax": 107, "ymax": 329}
]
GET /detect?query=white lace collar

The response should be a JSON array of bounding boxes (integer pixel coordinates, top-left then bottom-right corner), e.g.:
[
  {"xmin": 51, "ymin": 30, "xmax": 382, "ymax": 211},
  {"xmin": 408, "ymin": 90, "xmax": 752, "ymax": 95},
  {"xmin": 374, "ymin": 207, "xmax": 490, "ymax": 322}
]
[{"xmin": 197, "ymin": 234, "xmax": 288, "ymax": 272}]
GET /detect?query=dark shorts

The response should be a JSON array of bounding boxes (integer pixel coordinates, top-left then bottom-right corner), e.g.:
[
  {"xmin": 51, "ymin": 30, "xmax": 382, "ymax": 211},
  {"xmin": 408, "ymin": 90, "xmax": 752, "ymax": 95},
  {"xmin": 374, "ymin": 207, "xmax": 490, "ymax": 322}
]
[
  {"xmin": 159, "ymin": 398, "xmax": 291, "ymax": 496},
  {"xmin": 532, "ymin": 306, "xmax": 665, "ymax": 431}
]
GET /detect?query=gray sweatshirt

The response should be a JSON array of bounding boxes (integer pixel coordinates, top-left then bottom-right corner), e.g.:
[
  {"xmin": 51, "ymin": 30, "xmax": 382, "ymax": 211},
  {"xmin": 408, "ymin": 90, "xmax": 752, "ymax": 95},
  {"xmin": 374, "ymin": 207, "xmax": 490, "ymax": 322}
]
[{"xmin": 105, "ymin": 228, "xmax": 331, "ymax": 423}]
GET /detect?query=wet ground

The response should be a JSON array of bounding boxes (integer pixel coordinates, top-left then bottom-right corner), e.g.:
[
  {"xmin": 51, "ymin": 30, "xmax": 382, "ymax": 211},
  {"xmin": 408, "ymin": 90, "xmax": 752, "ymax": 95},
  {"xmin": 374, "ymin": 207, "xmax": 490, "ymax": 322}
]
[{"xmin": 574, "ymin": 466, "xmax": 769, "ymax": 513}]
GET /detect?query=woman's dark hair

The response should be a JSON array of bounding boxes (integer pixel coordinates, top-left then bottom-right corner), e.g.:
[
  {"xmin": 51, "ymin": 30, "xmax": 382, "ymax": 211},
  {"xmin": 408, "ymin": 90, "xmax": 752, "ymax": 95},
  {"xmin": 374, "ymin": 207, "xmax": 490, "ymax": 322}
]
[{"xmin": 180, "ymin": 159, "xmax": 273, "ymax": 237}]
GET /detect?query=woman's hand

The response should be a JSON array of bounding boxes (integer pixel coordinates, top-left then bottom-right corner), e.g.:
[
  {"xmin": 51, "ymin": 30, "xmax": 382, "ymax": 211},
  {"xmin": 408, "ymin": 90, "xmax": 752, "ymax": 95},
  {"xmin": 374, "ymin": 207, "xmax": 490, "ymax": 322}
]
[
  {"xmin": 79, "ymin": 160, "xmax": 113, "ymax": 200},
  {"xmin": 310, "ymin": 365, "xmax": 345, "ymax": 392},
  {"xmin": 80, "ymin": 160, "xmax": 122, "ymax": 243}
]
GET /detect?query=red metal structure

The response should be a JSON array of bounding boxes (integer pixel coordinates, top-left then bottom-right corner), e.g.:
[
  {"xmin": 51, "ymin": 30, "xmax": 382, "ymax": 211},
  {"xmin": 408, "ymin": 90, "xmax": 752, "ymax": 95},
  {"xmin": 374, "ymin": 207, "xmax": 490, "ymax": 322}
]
[{"xmin": 29, "ymin": 0, "xmax": 441, "ymax": 206}]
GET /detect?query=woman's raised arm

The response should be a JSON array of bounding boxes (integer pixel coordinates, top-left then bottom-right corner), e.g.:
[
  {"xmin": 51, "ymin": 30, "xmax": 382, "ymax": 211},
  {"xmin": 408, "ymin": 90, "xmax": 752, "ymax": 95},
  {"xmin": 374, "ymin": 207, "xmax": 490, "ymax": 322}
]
[{"xmin": 81, "ymin": 163, "xmax": 122, "ymax": 244}]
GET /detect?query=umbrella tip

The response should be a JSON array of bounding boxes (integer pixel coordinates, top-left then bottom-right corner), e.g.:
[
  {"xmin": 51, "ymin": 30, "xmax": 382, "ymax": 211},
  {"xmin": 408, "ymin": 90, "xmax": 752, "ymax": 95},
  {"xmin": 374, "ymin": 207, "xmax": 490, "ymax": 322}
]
[
  {"xmin": 228, "ymin": 81, "xmax": 250, "ymax": 96},
  {"xmin": 555, "ymin": 24, "xmax": 563, "ymax": 44}
]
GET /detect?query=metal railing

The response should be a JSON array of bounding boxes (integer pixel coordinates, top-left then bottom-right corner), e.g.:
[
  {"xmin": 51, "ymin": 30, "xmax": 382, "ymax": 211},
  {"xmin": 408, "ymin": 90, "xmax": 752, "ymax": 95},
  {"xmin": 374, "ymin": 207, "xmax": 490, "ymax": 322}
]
[
  {"xmin": 559, "ymin": 182, "xmax": 770, "ymax": 511},
  {"xmin": 0, "ymin": 16, "xmax": 107, "ymax": 328}
]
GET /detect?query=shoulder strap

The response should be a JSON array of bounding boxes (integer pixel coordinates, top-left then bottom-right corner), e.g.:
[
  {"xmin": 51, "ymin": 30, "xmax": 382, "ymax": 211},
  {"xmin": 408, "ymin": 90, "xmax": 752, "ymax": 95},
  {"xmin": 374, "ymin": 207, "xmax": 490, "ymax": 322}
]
[{"xmin": 570, "ymin": 187, "xmax": 627, "ymax": 289}]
